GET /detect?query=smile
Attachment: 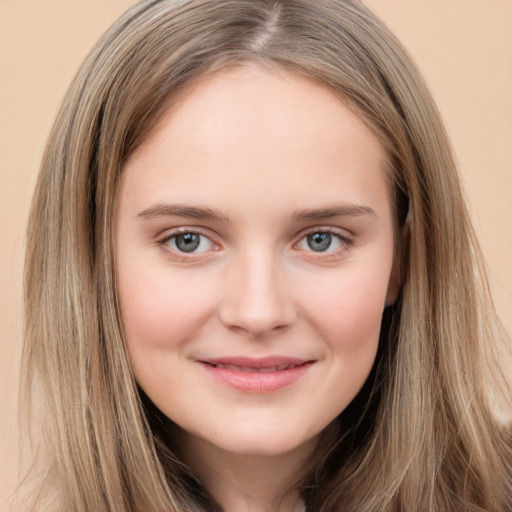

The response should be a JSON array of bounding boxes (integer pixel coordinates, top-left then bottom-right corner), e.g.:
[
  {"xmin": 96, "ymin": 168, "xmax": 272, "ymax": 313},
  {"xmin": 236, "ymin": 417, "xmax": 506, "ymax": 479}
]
[
  {"xmin": 207, "ymin": 363, "xmax": 302, "ymax": 372},
  {"xmin": 197, "ymin": 357, "xmax": 314, "ymax": 393}
]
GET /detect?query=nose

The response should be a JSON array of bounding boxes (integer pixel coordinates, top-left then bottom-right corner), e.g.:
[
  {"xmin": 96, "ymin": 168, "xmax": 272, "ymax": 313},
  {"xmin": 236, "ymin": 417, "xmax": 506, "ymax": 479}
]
[{"xmin": 218, "ymin": 250, "xmax": 297, "ymax": 337}]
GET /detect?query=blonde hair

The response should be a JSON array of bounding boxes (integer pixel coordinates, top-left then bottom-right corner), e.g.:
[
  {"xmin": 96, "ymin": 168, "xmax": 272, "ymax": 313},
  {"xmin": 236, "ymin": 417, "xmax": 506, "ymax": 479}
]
[{"xmin": 22, "ymin": 0, "xmax": 511, "ymax": 510}]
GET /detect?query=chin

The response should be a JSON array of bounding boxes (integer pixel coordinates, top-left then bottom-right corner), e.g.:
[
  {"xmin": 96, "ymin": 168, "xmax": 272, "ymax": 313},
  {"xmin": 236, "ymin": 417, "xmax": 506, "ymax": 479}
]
[{"xmin": 200, "ymin": 426, "xmax": 321, "ymax": 460}]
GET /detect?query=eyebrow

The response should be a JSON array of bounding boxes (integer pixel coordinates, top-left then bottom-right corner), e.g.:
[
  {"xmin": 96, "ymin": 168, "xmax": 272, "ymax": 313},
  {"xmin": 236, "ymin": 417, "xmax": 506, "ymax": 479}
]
[
  {"xmin": 136, "ymin": 202, "xmax": 377, "ymax": 223},
  {"xmin": 136, "ymin": 203, "xmax": 230, "ymax": 222},
  {"xmin": 292, "ymin": 204, "xmax": 377, "ymax": 221}
]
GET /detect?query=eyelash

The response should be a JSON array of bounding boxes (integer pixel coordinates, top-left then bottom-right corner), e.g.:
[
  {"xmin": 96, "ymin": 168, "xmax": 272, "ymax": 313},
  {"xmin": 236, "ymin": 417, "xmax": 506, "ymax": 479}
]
[
  {"xmin": 296, "ymin": 228, "xmax": 353, "ymax": 259},
  {"xmin": 156, "ymin": 227, "xmax": 353, "ymax": 260},
  {"xmin": 157, "ymin": 228, "xmax": 218, "ymax": 260}
]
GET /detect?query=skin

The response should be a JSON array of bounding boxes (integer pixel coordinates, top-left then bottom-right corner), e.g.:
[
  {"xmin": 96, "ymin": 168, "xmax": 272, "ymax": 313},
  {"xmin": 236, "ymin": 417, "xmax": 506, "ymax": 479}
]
[{"xmin": 116, "ymin": 64, "xmax": 399, "ymax": 512}]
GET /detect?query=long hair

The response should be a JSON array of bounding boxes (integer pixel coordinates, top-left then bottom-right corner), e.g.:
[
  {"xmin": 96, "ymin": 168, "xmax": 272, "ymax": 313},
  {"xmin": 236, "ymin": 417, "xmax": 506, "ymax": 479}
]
[{"xmin": 22, "ymin": 0, "xmax": 511, "ymax": 510}]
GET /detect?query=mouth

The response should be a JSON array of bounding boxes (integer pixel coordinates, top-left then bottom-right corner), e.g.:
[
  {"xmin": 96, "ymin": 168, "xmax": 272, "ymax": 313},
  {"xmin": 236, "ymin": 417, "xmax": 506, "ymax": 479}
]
[
  {"xmin": 204, "ymin": 362, "xmax": 305, "ymax": 372},
  {"xmin": 197, "ymin": 357, "xmax": 314, "ymax": 393}
]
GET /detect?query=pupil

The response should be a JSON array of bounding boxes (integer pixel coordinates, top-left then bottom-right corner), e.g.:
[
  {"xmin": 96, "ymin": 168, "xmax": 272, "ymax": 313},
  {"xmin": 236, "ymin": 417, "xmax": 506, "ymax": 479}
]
[
  {"xmin": 176, "ymin": 233, "xmax": 200, "ymax": 252},
  {"xmin": 307, "ymin": 232, "xmax": 331, "ymax": 252}
]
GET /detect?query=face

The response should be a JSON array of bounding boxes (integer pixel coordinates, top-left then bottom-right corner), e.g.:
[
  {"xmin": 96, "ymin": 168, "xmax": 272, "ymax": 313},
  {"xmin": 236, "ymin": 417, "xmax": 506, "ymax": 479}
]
[{"xmin": 116, "ymin": 64, "xmax": 398, "ymax": 460}]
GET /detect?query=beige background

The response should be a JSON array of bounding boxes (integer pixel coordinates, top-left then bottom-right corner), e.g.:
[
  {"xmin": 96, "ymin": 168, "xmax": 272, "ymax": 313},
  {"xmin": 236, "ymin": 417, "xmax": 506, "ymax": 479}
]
[{"xmin": 1, "ymin": 0, "xmax": 511, "ymax": 505}]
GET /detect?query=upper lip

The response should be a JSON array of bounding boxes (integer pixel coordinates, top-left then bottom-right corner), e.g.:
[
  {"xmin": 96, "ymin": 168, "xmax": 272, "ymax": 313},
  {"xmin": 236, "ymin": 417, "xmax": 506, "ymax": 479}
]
[{"xmin": 197, "ymin": 356, "xmax": 313, "ymax": 371}]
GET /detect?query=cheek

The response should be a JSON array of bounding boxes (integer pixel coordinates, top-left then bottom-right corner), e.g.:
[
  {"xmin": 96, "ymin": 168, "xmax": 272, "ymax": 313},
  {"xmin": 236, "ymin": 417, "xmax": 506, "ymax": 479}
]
[
  {"xmin": 117, "ymin": 261, "xmax": 218, "ymax": 355},
  {"xmin": 301, "ymin": 265, "xmax": 390, "ymax": 351}
]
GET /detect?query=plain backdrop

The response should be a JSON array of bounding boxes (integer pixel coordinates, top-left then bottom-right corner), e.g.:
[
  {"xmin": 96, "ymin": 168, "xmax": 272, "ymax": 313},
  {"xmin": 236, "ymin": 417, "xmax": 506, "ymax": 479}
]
[{"xmin": 1, "ymin": 0, "xmax": 511, "ymax": 505}]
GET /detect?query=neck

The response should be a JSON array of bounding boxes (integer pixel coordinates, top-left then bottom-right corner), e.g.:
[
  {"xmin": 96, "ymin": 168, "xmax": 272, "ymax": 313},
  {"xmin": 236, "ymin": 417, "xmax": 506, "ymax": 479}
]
[{"xmin": 175, "ymin": 430, "xmax": 316, "ymax": 512}]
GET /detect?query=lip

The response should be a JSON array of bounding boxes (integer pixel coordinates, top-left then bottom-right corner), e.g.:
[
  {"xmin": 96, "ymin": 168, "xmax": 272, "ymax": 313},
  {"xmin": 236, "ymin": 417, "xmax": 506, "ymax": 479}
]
[{"xmin": 197, "ymin": 356, "xmax": 314, "ymax": 393}]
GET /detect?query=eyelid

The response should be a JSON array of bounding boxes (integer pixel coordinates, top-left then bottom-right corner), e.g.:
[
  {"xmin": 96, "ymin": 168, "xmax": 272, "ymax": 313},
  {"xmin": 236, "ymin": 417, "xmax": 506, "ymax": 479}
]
[
  {"xmin": 154, "ymin": 225, "xmax": 353, "ymax": 262},
  {"xmin": 293, "ymin": 226, "xmax": 353, "ymax": 258},
  {"xmin": 156, "ymin": 227, "xmax": 221, "ymax": 259},
  {"xmin": 297, "ymin": 226, "xmax": 353, "ymax": 243}
]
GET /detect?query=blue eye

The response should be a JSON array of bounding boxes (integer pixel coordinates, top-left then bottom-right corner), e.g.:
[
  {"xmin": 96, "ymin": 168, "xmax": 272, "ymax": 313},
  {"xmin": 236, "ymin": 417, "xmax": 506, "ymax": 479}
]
[
  {"xmin": 307, "ymin": 232, "xmax": 332, "ymax": 252},
  {"xmin": 297, "ymin": 231, "xmax": 346, "ymax": 253},
  {"xmin": 165, "ymin": 232, "xmax": 214, "ymax": 253}
]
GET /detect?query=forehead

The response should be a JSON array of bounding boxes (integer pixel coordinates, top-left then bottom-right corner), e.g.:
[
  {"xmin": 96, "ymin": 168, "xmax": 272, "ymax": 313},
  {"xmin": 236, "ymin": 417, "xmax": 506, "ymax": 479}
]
[{"xmin": 121, "ymin": 64, "xmax": 390, "ymax": 220}]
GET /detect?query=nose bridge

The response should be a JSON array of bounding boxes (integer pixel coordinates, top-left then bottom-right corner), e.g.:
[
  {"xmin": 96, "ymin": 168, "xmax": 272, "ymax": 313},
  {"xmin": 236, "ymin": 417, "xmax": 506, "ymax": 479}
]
[{"xmin": 219, "ymin": 245, "xmax": 296, "ymax": 335}]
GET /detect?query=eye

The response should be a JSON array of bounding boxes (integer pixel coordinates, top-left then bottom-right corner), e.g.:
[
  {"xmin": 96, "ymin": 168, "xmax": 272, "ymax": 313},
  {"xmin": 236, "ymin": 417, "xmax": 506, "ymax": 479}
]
[
  {"xmin": 161, "ymin": 231, "xmax": 215, "ymax": 254},
  {"xmin": 296, "ymin": 230, "xmax": 348, "ymax": 253},
  {"xmin": 306, "ymin": 232, "xmax": 333, "ymax": 252}
]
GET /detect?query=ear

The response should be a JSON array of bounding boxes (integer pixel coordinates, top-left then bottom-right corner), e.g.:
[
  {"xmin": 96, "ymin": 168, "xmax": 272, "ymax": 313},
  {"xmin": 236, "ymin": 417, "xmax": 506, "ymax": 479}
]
[{"xmin": 385, "ymin": 214, "xmax": 411, "ymax": 306}]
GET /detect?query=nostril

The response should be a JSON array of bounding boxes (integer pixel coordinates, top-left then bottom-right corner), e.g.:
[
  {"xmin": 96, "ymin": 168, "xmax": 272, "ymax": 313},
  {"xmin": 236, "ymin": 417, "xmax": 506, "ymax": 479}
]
[{"xmin": 222, "ymin": 318, "xmax": 292, "ymax": 338}]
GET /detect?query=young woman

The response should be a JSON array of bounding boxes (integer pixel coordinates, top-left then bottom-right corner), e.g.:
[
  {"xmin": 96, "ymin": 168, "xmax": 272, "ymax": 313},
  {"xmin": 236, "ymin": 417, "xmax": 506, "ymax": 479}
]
[{"xmin": 21, "ymin": 0, "xmax": 511, "ymax": 510}]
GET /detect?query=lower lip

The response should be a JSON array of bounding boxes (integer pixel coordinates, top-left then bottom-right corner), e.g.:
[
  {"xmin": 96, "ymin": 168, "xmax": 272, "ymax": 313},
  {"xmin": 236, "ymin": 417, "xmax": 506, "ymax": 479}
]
[{"xmin": 199, "ymin": 362, "xmax": 313, "ymax": 393}]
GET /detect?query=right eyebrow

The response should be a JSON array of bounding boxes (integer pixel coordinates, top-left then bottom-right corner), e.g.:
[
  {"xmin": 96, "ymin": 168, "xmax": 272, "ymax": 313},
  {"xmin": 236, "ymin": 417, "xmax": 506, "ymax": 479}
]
[
  {"xmin": 292, "ymin": 203, "xmax": 377, "ymax": 221},
  {"xmin": 136, "ymin": 203, "xmax": 231, "ymax": 223}
]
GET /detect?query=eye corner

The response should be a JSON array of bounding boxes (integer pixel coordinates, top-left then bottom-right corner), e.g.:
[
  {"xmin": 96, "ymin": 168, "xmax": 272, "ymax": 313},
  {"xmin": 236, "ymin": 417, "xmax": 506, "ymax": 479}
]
[
  {"xmin": 293, "ymin": 228, "xmax": 353, "ymax": 261},
  {"xmin": 156, "ymin": 228, "xmax": 222, "ymax": 261}
]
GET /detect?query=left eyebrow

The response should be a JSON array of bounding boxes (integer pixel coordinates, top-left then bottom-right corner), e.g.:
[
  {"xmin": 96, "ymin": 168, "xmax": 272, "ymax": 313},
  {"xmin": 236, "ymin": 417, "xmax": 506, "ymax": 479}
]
[
  {"xmin": 292, "ymin": 204, "xmax": 377, "ymax": 221},
  {"xmin": 136, "ymin": 203, "xmax": 230, "ymax": 222}
]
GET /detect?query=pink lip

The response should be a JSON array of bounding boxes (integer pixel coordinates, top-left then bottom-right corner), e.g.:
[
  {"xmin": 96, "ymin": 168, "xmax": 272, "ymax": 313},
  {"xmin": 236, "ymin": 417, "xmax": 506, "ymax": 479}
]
[{"xmin": 197, "ymin": 356, "xmax": 314, "ymax": 393}]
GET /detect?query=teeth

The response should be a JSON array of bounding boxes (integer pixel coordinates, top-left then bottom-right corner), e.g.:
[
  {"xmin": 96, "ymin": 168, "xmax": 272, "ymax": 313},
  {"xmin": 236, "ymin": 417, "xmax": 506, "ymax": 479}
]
[
  {"xmin": 212, "ymin": 363, "xmax": 298, "ymax": 372},
  {"xmin": 223, "ymin": 364, "xmax": 241, "ymax": 371}
]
